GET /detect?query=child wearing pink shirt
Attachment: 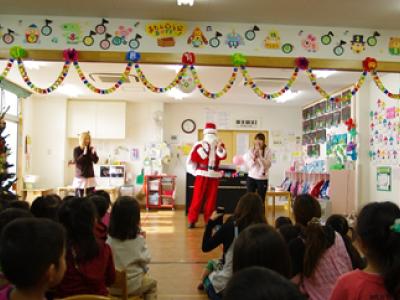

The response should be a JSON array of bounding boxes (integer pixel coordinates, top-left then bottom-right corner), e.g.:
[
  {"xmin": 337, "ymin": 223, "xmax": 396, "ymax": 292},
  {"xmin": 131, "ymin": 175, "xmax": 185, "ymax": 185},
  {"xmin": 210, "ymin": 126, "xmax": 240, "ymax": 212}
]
[{"xmin": 330, "ymin": 202, "xmax": 400, "ymax": 300}]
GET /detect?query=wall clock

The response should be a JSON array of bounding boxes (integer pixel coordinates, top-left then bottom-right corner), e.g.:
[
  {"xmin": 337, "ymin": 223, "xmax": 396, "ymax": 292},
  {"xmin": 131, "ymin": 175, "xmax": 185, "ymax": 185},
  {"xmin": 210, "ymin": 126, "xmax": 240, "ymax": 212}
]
[{"xmin": 181, "ymin": 119, "xmax": 196, "ymax": 134}]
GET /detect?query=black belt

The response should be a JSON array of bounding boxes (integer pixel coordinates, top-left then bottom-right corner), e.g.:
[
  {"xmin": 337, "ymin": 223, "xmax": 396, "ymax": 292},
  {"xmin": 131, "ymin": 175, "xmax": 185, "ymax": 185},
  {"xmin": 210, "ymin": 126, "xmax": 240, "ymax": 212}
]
[{"xmin": 199, "ymin": 164, "xmax": 218, "ymax": 171}]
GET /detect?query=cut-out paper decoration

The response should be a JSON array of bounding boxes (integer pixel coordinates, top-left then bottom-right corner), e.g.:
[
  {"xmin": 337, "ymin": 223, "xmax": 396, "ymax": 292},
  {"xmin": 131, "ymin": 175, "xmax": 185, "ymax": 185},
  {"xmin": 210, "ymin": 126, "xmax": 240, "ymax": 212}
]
[
  {"xmin": 51, "ymin": 37, "xmax": 58, "ymax": 43},
  {"xmin": 112, "ymin": 26, "xmax": 133, "ymax": 46},
  {"xmin": 95, "ymin": 18, "xmax": 109, "ymax": 35},
  {"xmin": 206, "ymin": 26, "xmax": 212, "ymax": 32},
  {"xmin": 231, "ymin": 53, "xmax": 247, "ymax": 66},
  {"xmin": 41, "ymin": 19, "xmax": 53, "ymax": 36},
  {"xmin": 244, "ymin": 25, "xmax": 260, "ymax": 41},
  {"xmin": 99, "ymin": 33, "xmax": 112, "ymax": 50},
  {"xmin": 295, "ymin": 57, "xmax": 309, "ymax": 70},
  {"xmin": 281, "ymin": 43, "xmax": 294, "ymax": 54},
  {"xmin": 321, "ymin": 31, "xmax": 334, "ymax": 45},
  {"xmin": 388, "ymin": 37, "xmax": 400, "ymax": 56},
  {"xmin": 126, "ymin": 51, "xmax": 141, "ymax": 62},
  {"xmin": 386, "ymin": 107, "xmax": 396, "ymax": 119},
  {"xmin": 62, "ymin": 23, "xmax": 82, "ymax": 44},
  {"xmin": 367, "ymin": 31, "xmax": 380, "ymax": 47},
  {"xmin": 209, "ymin": 31, "xmax": 223, "ymax": 48},
  {"xmin": 351, "ymin": 35, "xmax": 365, "ymax": 54},
  {"xmin": 226, "ymin": 30, "xmax": 244, "ymax": 48},
  {"xmin": 25, "ymin": 24, "xmax": 40, "ymax": 44},
  {"xmin": 2, "ymin": 29, "xmax": 16, "ymax": 45},
  {"xmin": 187, "ymin": 27, "xmax": 208, "ymax": 48},
  {"xmin": 83, "ymin": 30, "xmax": 96, "ymax": 47},
  {"xmin": 264, "ymin": 30, "xmax": 280, "ymax": 49},
  {"xmin": 128, "ymin": 34, "xmax": 142, "ymax": 50},
  {"xmin": 179, "ymin": 71, "xmax": 196, "ymax": 93},
  {"xmin": 333, "ymin": 40, "xmax": 346, "ymax": 56},
  {"xmin": 10, "ymin": 46, "xmax": 27, "ymax": 59},
  {"xmin": 301, "ymin": 34, "xmax": 319, "ymax": 52},
  {"xmin": 363, "ymin": 57, "xmax": 377, "ymax": 72},
  {"xmin": 145, "ymin": 21, "xmax": 186, "ymax": 47}
]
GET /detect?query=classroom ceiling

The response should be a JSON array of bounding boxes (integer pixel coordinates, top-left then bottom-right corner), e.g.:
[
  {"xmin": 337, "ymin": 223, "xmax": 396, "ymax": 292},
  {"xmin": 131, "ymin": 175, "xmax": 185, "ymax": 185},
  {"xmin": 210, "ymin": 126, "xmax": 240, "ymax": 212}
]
[
  {"xmin": 0, "ymin": 0, "xmax": 399, "ymax": 29},
  {"xmin": 0, "ymin": 60, "xmax": 362, "ymax": 106}
]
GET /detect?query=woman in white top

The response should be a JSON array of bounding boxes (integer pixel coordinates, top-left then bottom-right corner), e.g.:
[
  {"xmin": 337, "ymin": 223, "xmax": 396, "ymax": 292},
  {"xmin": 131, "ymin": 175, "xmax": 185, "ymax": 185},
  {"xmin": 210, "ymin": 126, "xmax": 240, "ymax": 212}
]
[{"xmin": 244, "ymin": 133, "xmax": 272, "ymax": 204}]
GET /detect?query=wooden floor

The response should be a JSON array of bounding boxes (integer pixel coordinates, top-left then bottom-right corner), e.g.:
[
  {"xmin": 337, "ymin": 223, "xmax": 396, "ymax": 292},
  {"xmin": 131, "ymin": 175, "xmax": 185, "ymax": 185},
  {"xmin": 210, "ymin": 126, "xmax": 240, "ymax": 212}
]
[{"xmin": 141, "ymin": 207, "xmax": 290, "ymax": 300}]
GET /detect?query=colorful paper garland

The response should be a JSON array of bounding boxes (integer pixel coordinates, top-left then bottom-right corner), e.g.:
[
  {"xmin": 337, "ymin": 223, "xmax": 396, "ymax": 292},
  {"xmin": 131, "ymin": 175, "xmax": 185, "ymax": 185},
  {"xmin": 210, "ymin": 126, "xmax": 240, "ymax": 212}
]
[
  {"xmin": 371, "ymin": 71, "xmax": 400, "ymax": 99},
  {"xmin": 0, "ymin": 59, "xmax": 15, "ymax": 81}
]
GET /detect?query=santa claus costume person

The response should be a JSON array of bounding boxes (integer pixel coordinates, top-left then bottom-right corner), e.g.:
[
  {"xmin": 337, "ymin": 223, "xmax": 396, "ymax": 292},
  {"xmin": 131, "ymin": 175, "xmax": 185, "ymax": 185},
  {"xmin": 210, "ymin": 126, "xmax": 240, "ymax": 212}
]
[{"xmin": 187, "ymin": 123, "xmax": 227, "ymax": 228}]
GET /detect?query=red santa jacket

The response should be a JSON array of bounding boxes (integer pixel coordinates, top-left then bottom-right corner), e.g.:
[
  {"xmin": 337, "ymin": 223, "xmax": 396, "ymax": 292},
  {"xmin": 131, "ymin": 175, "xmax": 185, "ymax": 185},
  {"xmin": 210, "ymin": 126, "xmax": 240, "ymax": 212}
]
[{"xmin": 187, "ymin": 141, "xmax": 227, "ymax": 178}]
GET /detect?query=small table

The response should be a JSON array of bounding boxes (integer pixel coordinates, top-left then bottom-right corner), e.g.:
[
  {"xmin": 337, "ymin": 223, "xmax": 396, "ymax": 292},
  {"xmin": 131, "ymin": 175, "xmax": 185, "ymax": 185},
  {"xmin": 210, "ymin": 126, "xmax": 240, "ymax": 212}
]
[
  {"xmin": 57, "ymin": 186, "xmax": 119, "ymax": 202},
  {"xmin": 265, "ymin": 191, "xmax": 292, "ymax": 221},
  {"xmin": 22, "ymin": 188, "xmax": 54, "ymax": 204}
]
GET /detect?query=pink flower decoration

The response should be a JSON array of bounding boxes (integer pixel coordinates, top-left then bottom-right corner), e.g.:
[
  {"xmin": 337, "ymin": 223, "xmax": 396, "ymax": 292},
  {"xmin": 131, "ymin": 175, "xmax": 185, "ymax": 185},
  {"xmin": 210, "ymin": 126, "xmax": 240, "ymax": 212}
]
[{"xmin": 63, "ymin": 48, "xmax": 78, "ymax": 61}]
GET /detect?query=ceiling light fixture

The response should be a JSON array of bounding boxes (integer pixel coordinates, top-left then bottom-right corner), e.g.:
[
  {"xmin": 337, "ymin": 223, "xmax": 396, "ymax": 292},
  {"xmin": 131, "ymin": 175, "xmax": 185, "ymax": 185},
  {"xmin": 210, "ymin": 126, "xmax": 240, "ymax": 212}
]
[
  {"xmin": 177, "ymin": 0, "xmax": 194, "ymax": 6},
  {"xmin": 57, "ymin": 84, "xmax": 84, "ymax": 98},
  {"xmin": 167, "ymin": 87, "xmax": 189, "ymax": 100},
  {"xmin": 313, "ymin": 70, "xmax": 337, "ymax": 79}
]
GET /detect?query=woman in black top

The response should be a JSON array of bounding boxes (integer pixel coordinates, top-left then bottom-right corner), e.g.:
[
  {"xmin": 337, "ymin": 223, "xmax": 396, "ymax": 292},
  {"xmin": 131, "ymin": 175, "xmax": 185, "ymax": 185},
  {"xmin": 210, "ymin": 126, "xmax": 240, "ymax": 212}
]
[
  {"xmin": 200, "ymin": 192, "xmax": 266, "ymax": 300},
  {"xmin": 72, "ymin": 131, "xmax": 99, "ymax": 197}
]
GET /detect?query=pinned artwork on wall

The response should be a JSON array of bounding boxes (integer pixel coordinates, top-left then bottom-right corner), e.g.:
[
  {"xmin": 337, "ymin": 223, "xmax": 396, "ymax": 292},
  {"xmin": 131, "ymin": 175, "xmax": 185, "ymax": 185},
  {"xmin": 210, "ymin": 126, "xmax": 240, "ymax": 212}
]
[
  {"xmin": 225, "ymin": 30, "xmax": 244, "ymax": 48},
  {"xmin": 264, "ymin": 30, "xmax": 281, "ymax": 49},
  {"xmin": 25, "ymin": 24, "xmax": 40, "ymax": 44},
  {"xmin": 61, "ymin": 23, "xmax": 82, "ymax": 44},
  {"xmin": 320, "ymin": 31, "xmax": 334, "ymax": 45},
  {"xmin": 333, "ymin": 40, "xmax": 347, "ymax": 56},
  {"xmin": 367, "ymin": 31, "xmax": 380, "ymax": 47},
  {"xmin": 99, "ymin": 33, "xmax": 112, "ymax": 50},
  {"xmin": 244, "ymin": 25, "xmax": 260, "ymax": 41},
  {"xmin": 388, "ymin": 37, "xmax": 400, "ymax": 56},
  {"xmin": 94, "ymin": 18, "xmax": 109, "ymax": 35},
  {"xmin": 145, "ymin": 21, "xmax": 186, "ymax": 47},
  {"xmin": 83, "ymin": 30, "xmax": 96, "ymax": 47},
  {"xmin": 209, "ymin": 31, "xmax": 223, "ymax": 48},
  {"xmin": 1, "ymin": 28, "xmax": 16, "ymax": 45},
  {"xmin": 112, "ymin": 26, "xmax": 133, "ymax": 46},
  {"xmin": 187, "ymin": 27, "xmax": 208, "ymax": 48},
  {"xmin": 350, "ymin": 34, "xmax": 366, "ymax": 54},
  {"xmin": 377, "ymin": 166, "xmax": 391, "ymax": 192},
  {"xmin": 301, "ymin": 34, "xmax": 319, "ymax": 52},
  {"xmin": 41, "ymin": 19, "xmax": 53, "ymax": 36},
  {"xmin": 281, "ymin": 43, "xmax": 294, "ymax": 54}
]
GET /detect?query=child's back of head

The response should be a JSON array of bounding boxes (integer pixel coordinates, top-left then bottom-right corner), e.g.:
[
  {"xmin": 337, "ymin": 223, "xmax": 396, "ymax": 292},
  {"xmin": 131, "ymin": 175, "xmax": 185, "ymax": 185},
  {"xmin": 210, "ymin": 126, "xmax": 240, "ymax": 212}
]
[
  {"xmin": 233, "ymin": 223, "xmax": 291, "ymax": 278},
  {"xmin": 224, "ymin": 266, "xmax": 305, "ymax": 300},
  {"xmin": 278, "ymin": 224, "xmax": 301, "ymax": 244},
  {"xmin": 109, "ymin": 196, "xmax": 140, "ymax": 241},
  {"xmin": 31, "ymin": 195, "xmax": 61, "ymax": 220},
  {"xmin": 89, "ymin": 194, "xmax": 111, "ymax": 220},
  {"xmin": 0, "ymin": 208, "xmax": 33, "ymax": 233},
  {"xmin": 275, "ymin": 216, "xmax": 293, "ymax": 229},
  {"xmin": 8, "ymin": 200, "xmax": 30, "ymax": 211},
  {"xmin": 0, "ymin": 218, "xmax": 66, "ymax": 292},
  {"xmin": 357, "ymin": 201, "xmax": 400, "ymax": 298}
]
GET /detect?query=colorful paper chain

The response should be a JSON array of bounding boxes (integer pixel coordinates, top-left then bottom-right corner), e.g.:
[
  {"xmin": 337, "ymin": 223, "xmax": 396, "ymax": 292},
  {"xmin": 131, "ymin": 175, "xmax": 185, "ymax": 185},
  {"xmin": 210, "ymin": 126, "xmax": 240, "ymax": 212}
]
[
  {"xmin": 241, "ymin": 66, "xmax": 298, "ymax": 100},
  {"xmin": 17, "ymin": 59, "xmax": 70, "ymax": 94},
  {"xmin": 134, "ymin": 64, "xmax": 187, "ymax": 93},
  {"xmin": 371, "ymin": 71, "xmax": 400, "ymax": 99},
  {"xmin": 189, "ymin": 66, "xmax": 239, "ymax": 99},
  {"xmin": 73, "ymin": 61, "xmax": 132, "ymax": 94},
  {"xmin": 0, "ymin": 59, "xmax": 14, "ymax": 81},
  {"xmin": 306, "ymin": 69, "xmax": 367, "ymax": 102}
]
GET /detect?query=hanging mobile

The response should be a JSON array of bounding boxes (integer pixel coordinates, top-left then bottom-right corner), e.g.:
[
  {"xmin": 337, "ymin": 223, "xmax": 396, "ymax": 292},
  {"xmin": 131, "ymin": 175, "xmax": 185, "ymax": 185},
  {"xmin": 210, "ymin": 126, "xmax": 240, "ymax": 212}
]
[
  {"xmin": 41, "ymin": 19, "xmax": 53, "ymax": 36},
  {"xmin": 209, "ymin": 31, "xmax": 223, "ymax": 48},
  {"xmin": 281, "ymin": 43, "xmax": 294, "ymax": 54},
  {"xmin": 367, "ymin": 31, "xmax": 380, "ymax": 47},
  {"xmin": 321, "ymin": 31, "xmax": 334, "ymax": 45},
  {"xmin": 99, "ymin": 33, "xmax": 112, "ymax": 50},
  {"xmin": 333, "ymin": 40, "xmax": 346, "ymax": 56},
  {"xmin": 83, "ymin": 30, "xmax": 96, "ymax": 47},
  {"xmin": 95, "ymin": 18, "xmax": 109, "ymax": 35},
  {"xmin": 2, "ymin": 29, "xmax": 16, "ymax": 44},
  {"xmin": 128, "ymin": 34, "xmax": 142, "ymax": 50},
  {"xmin": 244, "ymin": 25, "xmax": 260, "ymax": 41}
]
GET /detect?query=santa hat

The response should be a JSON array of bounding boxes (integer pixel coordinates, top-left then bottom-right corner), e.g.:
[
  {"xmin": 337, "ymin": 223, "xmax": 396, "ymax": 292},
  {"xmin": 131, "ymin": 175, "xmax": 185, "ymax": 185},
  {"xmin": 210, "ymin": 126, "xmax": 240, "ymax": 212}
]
[{"xmin": 204, "ymin": 122, "xmax": 217, "ymax": 135}]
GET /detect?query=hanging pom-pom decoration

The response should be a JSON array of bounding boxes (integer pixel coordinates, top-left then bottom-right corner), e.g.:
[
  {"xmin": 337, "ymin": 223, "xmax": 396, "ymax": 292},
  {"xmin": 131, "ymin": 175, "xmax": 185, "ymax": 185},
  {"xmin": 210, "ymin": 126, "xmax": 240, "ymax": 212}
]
[
  {"xmin": 231, "ymin": 53, "xmax": 247, "ymax": 67},
  {"xmin": 9, "ymin": 46, "xmax": 27, "ymax": 59},
  {"xmin": 295, "ymin": 57, "xmax": 309, "ymax": 70},
  {"xmin": 126, "ymin": 51, "xmax": 141, "ymax": 63},
  {"xmin": 182, "ymin": 52, "xmax": 196, "ymax": 65},
  {"xmin": 362, "ymin": 57, "xmax": 377, "ymax": 72},
  {"xmin": 63, "ymin": 48, "xmax": 78, "ymax": 62}
]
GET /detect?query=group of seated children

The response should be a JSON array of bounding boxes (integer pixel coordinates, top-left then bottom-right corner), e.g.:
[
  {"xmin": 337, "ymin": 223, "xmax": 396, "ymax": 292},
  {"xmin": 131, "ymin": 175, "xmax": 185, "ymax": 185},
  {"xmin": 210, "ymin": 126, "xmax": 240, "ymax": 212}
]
[
  {"xmin": 200, "ymin": 193, "xmax": 400, "ymax": 300},
  {"xmin": 0, "ymin": 191, "xmax": 157, "ymax": 300}
]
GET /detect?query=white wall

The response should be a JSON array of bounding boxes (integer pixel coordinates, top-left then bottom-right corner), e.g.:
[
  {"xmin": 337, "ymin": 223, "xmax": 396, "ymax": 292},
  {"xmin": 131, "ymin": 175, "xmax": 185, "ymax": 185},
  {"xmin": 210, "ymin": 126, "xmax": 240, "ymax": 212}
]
[
  {"xmin": 22, "ymin": 95, "xmax": 68, "ymax": 188},
  {"xmin": 163, "ymin": 103, "xmax": 302, "ymax": 204},
  {"xmin": 367, "ymin": 74, "xmax": 400, "ymax": 205}
]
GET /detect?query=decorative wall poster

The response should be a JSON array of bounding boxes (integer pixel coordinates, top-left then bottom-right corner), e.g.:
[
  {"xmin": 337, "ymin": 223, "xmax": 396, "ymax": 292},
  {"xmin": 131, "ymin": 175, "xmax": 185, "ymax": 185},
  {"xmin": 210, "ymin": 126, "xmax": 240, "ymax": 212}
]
[
  {"xmin": 389, "ymin": 37, "xmax": 400, "ymax": 56},
  {"xmin": 301, "ymin": 34, "xmax": 319, "ymax": 52},
  {"xmin": 187, "ymin": 27, "xmax": 208, "ymax": 48},
  {"xmin": 25, "ymin": 24, "xmax": 40, "ymax": 44},
  {"xmin": 130, "ymin": 148, "xmax": 140, "ymax": 161},
  {"xmin": 264, "ymin": 30, "xmax": 281, "ymax": 49},
  {"xmin": 225, "ymin": 30, "xmax": 244, "ymax": 48},
  {"xmin": 377, "ymin": 166, "xmax": 392, "ymax": 192},
  {"xmin": 350, "ymin": 34, "xmax": 366, "ymax": 54},
  {"xmin": 145, "ymin": 21, "xmax": 186, "ymax": 47},
  {"xmin": 61, "ymin": 23, "xmax": 82, "ymax": 44}
]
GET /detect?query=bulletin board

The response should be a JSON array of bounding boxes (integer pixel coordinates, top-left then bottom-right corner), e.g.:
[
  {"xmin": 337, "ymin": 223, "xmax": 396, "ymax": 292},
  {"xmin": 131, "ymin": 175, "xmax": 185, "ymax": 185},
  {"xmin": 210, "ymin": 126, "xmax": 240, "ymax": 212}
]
[{"xmin": 198, "ymin": 129, "xmax": 269, "ymax": 164}]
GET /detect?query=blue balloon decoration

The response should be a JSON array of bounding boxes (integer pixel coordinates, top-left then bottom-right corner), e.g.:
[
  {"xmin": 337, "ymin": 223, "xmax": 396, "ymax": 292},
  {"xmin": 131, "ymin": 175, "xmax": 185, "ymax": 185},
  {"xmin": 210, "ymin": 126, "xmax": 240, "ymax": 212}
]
[{"xmin": 126, "ymin": 51, "xmax": 141, "ymax": 62}]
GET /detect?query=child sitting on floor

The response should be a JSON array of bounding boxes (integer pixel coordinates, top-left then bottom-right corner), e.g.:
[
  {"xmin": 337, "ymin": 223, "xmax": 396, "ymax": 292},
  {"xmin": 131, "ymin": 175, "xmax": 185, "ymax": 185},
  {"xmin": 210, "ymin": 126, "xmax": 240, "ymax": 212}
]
[
  {"xmin": 107, "ymin": 196, "xmax": 157, "ymax": 300},
  {"xmin": 89, "ymin": 194, "xmax": 111, "ymax": 241},
  {"xmin": 55, "ymin": 197, "xmax": 115, "ymax": 298},
  {"xmin": 30, "ymin": 195, "xmax": 61, "ymax": 221},
  {"xmin": 275, "ymin": 216, "xmax": 293, "ymax": 229},
  {"xmin": 330, "ymin": 202, "xmax": 400, "ymax": 299},
  {"xmin": 0, "ymin": 218, "xmax": 66, "ymax": 300}
]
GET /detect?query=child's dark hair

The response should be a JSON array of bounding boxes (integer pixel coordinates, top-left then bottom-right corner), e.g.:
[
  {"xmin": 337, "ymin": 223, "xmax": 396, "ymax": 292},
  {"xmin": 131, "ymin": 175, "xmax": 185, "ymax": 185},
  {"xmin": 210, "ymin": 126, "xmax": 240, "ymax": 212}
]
[
  {"xmin": 31, "ymin": 195, "xmax": 61, "ymax": 220},
  {"xmin": 254, "ymin": 133, "xmax": 266, "ymax": 142},
  {"xmin": 0, "ymin": 208, "xmax": 33, "ymax": 233},
  {"xmin": 109, "ymin": 196, "xmax": 140, "ymax": 241},
  {"xmin": 293, "ymin": 194, "xmax": 328, "ymax": 277},
  {"xmin": 357, "ymin": 202, "xmax": 400, "ymax": 298},
  {"xmin": 233, "ymin": 223, "xmax": 291, "ymax": 278},
  {"xmin": 234, "ymin": 193, "xmax": 267, "ymax": 229},
  {"xmin": 93, "ymin": 190, "xmax": 111, "ymax": 204},
  {"xmin": 224, "ymin": 266, "xmax": 306, "ymax": 300},
  {"xmin": 275, "ymin": 216, "xmax": 293, "ymax": 229},
  {"xmin": 0, "ymin": 218, "xmax": 65, "ymax": 290},
  {"xmin": 89, "ymin": 194, "xmax": 111, "ymax": 219},
  {"xmin": 58, "ymin": 197, "xmax": 99, "ymax": 261},
  {"xmin": 8, "ymin": 200, "xmax": 30, "ymax": 211},
  {"xmin": 278, "ymin": 224, "xmax": 301, "ymax": 244},
  {"xmin": 326, "ymin": 214, "xmax": 365, "ymax": 270}
]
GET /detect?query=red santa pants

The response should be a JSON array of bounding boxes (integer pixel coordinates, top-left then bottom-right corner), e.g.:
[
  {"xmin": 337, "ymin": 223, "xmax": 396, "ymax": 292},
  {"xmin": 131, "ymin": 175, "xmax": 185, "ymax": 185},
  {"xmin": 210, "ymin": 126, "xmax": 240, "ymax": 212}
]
[{"xmin": 188, "ymin": 175, "xmax": 219, "ymax": 224}]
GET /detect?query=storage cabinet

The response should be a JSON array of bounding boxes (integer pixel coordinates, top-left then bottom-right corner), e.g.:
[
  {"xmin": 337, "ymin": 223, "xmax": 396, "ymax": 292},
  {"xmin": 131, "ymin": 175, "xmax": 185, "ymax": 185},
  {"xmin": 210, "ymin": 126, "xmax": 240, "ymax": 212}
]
[
  {"xmin": 67, "ymin": 101, "xmax": 126, "ymax": 139},
  {"xmin": 145, "ymin": 175, "xmax": 176, "ymax": 210}
]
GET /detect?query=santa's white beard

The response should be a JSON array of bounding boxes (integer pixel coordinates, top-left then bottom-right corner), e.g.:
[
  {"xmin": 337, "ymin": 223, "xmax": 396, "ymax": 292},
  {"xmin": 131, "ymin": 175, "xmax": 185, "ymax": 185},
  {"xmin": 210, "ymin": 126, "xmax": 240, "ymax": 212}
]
[{"xmin": 204, "ymin": 133, "xmax": 217, "ymax": 147}]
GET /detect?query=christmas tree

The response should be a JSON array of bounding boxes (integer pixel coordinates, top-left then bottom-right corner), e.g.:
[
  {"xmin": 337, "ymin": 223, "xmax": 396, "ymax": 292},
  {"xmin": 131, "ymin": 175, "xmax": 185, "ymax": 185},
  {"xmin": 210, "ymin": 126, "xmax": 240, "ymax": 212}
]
[{"xmin": 0, "ymin": 107, "xmax": 16, "ymax": 200}]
